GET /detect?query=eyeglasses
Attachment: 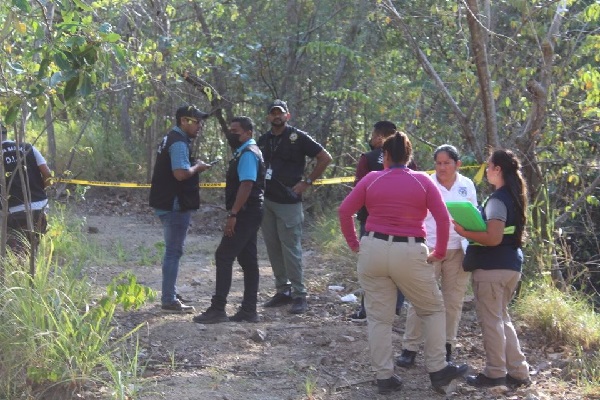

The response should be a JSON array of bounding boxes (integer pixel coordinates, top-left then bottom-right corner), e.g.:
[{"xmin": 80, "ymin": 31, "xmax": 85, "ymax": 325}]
[{"xmin": 185, "ymin": 118, "xmax": 204, "ymax": 126}]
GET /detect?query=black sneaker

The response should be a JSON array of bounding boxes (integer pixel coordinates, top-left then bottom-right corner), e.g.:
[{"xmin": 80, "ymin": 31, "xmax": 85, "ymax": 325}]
[
  {"xmin": 506, "ymin": 374, "xmax": 531, "ymax": 388},
  {"xmin": 466, "ymin": 373, "xmax": 506, "ymax": 387},
  {"xmin": 161, "ymin": 299, "xmax": 195, "ymax": 314},
  {"xmin": 290, "ymin": 297, "xmax": 308, "ymax": 314},
  {"xmin": 429, "ymin": 362, "xmax": 469, "ymax": 394},
  {"xmin": 263, "ymin": 291, "xmax": 293, "ymax": 307},
  {"xmin": 192, "ymin": 307, "xmax": 229, "ymax": 324},
  {"xmin": 377, "ymin": 374, "xmax": 403, "ymax": 395},
  {"xmin": 395, "ymin": 349, "xmax": 417, "ymax": 368},
  {"xmin": 349, "ymin": 308, "xmax": 366, "ymax": 320},
  {"xmin": 176, "ymin": 293, "xmax": 193, "ymax": 303},
  {"xmin": 229, "ymin": 308, "xmax": 259, "ymax": 323}
]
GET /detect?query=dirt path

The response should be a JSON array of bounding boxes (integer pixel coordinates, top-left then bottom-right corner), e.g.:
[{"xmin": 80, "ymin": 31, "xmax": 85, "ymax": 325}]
[{"xmin": 79, "ymin": 196, "xmax": 584, "ymax": 400}]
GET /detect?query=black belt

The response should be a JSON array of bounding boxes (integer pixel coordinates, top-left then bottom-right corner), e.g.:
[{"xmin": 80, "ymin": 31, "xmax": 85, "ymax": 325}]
[{"xmin": 370, "ymin": 232, "xmax": 425, "ymax": 243}]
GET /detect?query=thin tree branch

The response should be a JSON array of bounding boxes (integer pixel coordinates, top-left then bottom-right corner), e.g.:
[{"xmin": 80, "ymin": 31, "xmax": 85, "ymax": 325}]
[{"xmin": 555, "ymin": 172, "xmax": 600, "ymax": 227}]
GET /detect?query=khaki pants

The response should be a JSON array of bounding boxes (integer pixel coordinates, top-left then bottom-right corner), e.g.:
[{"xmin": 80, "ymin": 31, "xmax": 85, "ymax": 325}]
[
  {"xmin": 403, "ymin": 249, "xmax": 470, "ymax": 351},
  {"xmin": 358, "ymin": 233, "xmax": 447, "ymax": 379},
  {"xmin": 472, "ymin": 269, "xmax": 529, "ymax": 380}
]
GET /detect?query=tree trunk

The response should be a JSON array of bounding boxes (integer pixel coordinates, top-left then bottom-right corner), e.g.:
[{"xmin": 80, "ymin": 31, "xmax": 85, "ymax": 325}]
[
  {"xmin": 380, "ymin": 0, "xmax": 482, "ymax": 160},
  {"xmin": 464, "ymin": 0, "xmax": 499, "ymax": 150}
]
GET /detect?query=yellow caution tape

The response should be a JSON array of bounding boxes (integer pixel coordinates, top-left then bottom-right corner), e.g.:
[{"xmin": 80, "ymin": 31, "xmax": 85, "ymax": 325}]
[
  {"xmin": 53, "ymin": 164, "xmax": 485, "ymax": 189},
  {"xmin": 53, "ymin": 178, "xmax": 225, "ymax": 188},
  {"xmin": 472, "ymin": 164, "xmax": 487, "ymax": 185}
]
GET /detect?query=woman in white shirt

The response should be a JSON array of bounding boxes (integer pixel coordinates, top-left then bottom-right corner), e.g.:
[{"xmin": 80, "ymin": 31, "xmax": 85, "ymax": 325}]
[{"xmin": 396, "ymin": 144, "xmax": 477, "ymax": 367}]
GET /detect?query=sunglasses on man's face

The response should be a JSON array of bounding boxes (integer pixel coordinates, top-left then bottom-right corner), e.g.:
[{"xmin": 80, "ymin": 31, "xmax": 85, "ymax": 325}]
[{"xmin": 185, "ymin": 118, "xmax": 204, "ymax": 126}]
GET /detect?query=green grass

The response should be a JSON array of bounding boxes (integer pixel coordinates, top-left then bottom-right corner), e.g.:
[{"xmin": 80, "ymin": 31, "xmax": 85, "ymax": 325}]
[
  {"xmin": 516, "ymin": 283, "xmax": 600, "ymax": 350},
  {"xmin": 0, "ymin": 207, "xmax": 155, "ymax": 399}
]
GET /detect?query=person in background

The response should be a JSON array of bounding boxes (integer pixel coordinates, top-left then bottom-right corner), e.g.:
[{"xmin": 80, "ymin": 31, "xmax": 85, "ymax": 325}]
[
  {"xmin": 397, "ymin": 144, "xmax": 477, "ymax": 367},
  {"xmin": 193, "ymin": 116, "xmax": 265, "ymax": 324},
  {"xmin": 338, "ymin": 132, "xmax": 468, "ymax": 395},
  {"xmin": 149, "ymin": 104, "xmax": 212, "ymax": 314},
  {"xmin": 349, "ymin": 120, "xmax": 418, "ymax": 320},
  {"xmin": 258, "ymin": 99, "xmax": 332, "ymax": 314},
  {"xmin": 1, "ymin": 121, "xmax": 52, "ymax": 254},
  {"xmin": 453, "ymin": 149, "xmax": 531, "ymax": 388}
]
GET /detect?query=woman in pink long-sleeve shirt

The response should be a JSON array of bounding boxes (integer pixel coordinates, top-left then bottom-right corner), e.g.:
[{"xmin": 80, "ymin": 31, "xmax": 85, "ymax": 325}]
[{"xmin": 338, "ymin": 132, "xmax": 469, "ymax": 395}]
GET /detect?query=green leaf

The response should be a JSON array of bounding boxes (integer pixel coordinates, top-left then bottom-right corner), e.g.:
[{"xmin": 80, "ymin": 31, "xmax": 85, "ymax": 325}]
[
  {"xmin": 80, "ymin": 73, "xmax": 92, "ymax": 96},
  {"xmin": 586, "ymin": 195, "xmax": 599, "ymax": 207},
  {"xmin": 101, "ymin": 32, "xmax": 121, "ymax": 43},
  {"xmin": 72, "ymin": 0, "xmax": 93, "ymax": 12},
  {"xmin": 64, "ymin": 76, "xmax": 79, "ymax": 101},
  {"xmin": 37, "ymin": 58, "xmax": 51, "ymax": 79},
  {"xmin": 53, "ymin": 52, "xmax": 72, "ymax": 70},
  {"xmin": 7, "ymin": 62, "xmax": 25, "ymax": 74},
  {"xmin": 5, "ymin": 103, "xmax": 20, "ymax": 125},
  {"xmin": 12, "ymin": 0, "xmax": 31, "ymax": 13},
  {"xmin": 111, "ymin": 44, "xmax": 127, "ymax": 66}
]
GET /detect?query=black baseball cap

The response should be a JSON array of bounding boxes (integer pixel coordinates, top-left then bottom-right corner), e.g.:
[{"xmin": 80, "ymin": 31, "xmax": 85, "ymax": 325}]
[
  {"xmin": 268, "ymin": 99, "xmax": 288, "ymax": 113},
  {"xmin": 176, "ymin": 104, "xmax": 209, "ymax": 122}
]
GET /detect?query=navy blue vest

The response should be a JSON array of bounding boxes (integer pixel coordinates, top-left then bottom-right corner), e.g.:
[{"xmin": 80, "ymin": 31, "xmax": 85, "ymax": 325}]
[
  {"xmin": 225, "ymin": 144, "xmax": 265, "ymax": 210},
  {"xmin": 149, "ymin": 130, "xmax": 200, "ymax": 211},
  {"xmin": 2, "ymin": 141, "xmax": 47, "ymax": 209},
  {"xmin": 463, "ymin": 186, "xmax": 523, "ymax": 272}
]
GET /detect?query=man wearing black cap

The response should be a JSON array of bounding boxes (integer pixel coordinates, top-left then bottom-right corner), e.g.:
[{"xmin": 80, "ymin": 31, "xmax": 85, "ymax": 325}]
[
  {"xmin": 258, "ymin": 100, "xmax": 332, "ymax": 314},
  {"xmin": 1, "ymin": 122, "xmax": 52, "ymax": 253},
  {"xmin": 149, "ymin": 104, "xmax": 212, "ymax": 313}
]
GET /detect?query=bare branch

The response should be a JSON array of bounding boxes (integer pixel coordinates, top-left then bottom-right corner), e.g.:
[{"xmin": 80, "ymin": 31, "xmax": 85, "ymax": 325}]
[{"xmin": 555, "ymin": 172, "xmax": 600, "ymax": 227}]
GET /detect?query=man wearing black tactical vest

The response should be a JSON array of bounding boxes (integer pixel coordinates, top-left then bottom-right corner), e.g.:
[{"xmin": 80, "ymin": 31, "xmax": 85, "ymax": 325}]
[
  {"xmin": 193, "ymin": 116, "xmax": 266, "ymax": 324},
  {"xmin": 1, "ymin": 122, "xmax": 52, "ymax": 253},
  {"xmin": 349, "ymin": 121, "xmax": 418, "ymax": 321},
  {"xmin": 258, "ymin": 100, "xmax": 332, "ymax": 314},
  {"xmin": 149, "ymin": 105, "xmax": 212, "ymax": 314}
]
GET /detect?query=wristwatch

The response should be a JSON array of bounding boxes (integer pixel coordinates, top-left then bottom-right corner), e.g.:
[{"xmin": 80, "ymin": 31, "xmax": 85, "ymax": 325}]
[
  {"xmin": 304, "ymin": 178, "xmax": 313, "ymax": 185},
  {"xmin": 227, "ymin": 213, "xmax": 237, "ymax": 218}
]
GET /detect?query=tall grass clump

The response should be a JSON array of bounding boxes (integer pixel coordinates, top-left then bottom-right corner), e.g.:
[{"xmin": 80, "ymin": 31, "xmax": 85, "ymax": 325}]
[
  {"xmin": 0, "ymin": 207, "xmax": 154, "ymax": 399},
  {"xmin": 309, "ymin": 212, "xmax": 357, "ymax": 264},
  {"xmin": 515, "ymin": 283, "xmax": 600, "ymax": 350}
]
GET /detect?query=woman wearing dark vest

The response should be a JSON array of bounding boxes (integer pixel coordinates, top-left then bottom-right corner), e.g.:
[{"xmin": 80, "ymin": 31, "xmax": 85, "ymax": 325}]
[{"xmin": 453, "ymin": 149, "xmax": 532, "ymax": 388}]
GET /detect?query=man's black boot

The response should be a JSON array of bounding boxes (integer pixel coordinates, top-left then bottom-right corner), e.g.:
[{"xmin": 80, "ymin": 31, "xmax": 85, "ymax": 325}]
[
  {"xmin": 290, "ymin": 297, "xmax": 308, "ymax": 314},
  {"xmin": 466, "ymin": 373, "xmax": 507, "ymax": 387},
  {"xmin": 429, "ymin": 362, "xmax": 469, "ymax": 394},
  {"xmin": 229, "ymin": 307, "xmax": 259, "ymax": 323},
  {"xmin": 377, "ymin": 374, "xmax": 403, "ymax": 395},
  {"xmin": 395, "ymin": 349, "xmax": 417, "ymax": 368},
  {"xmin": 192, "ymin": 307, "xmax": 229, "ymax": 324},
  {"xmin": 263, "ymin": 290, "xmax": 292, "ymax": 307}
]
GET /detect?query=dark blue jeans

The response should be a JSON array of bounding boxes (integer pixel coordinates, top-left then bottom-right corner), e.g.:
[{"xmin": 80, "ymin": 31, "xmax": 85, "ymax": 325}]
[
  {"xmin": 211, "ymin": 207, "xmax": 263, "ymax": 312},
  {"xmin": 159, "ymin": 210, "xmax": 192, "ymax": 304},
  {"xmin": 359, "ymin": 221, "xmax": 405, "ymax": 310}
]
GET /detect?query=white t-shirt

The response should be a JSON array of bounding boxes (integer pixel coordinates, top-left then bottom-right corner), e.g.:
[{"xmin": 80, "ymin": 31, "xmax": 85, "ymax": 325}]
[{"xmin": 424, "ymin": 172, "xmax": 477, "ymax": 250}]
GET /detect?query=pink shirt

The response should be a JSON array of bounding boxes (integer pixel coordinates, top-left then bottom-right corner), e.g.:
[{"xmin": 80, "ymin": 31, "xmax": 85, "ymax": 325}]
[{"xmin": 338, "ymin": 167, "xmax": 450, "ymax": 258}]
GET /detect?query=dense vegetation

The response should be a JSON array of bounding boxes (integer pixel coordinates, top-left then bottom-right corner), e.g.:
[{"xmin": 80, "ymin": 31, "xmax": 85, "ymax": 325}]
[{"xmin": 0, "ymin": 0, "xmax": 599, "ymax": 397}]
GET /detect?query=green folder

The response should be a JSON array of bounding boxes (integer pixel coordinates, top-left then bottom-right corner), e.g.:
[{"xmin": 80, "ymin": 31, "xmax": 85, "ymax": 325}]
[{"xmin": 446, "ymin": 201, "xmax": 487, "ymax": 231}]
